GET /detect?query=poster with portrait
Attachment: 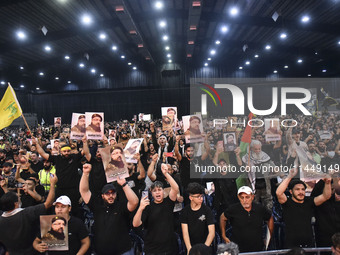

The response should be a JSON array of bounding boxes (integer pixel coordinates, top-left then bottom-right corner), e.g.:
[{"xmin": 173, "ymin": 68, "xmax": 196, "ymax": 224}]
[
  {"xmin": 40, "ymin": 215, "xmax": 68, "ymax": 251},
  {"xmin": 183, "ymin": 114, "xmax": 204, "ymax": 143},
  {"xmin": 54, "ymin": 117, "xmax": 61, "ymax": 128},
  {"xmin": 318, "ymin": 130, "xmax": 332, "ymax": 140},
  {"xmin": 264, "ymin": 118, "xmax": 281, "ymax": 141},
  {"xmin": 109, "ymin": 129, "xmax": 116, "ymax": 138},
  {"xmin": 124, "ymin": 138, "xmax": 144, "ymax": 163},
  {"xmin": 138, "ymin": 113, "xmax": 144, "ymax": 121},
  {"xmin": 70, "ymin": 113, "xmax": 86, "ymax": 140},
  {"xmin": 99, "ymin": 145, "xmax": 129, "ymax": 183},
  {"xmin": 51, "ymin": 139, "xmax": 60, "ymax": 155},
  {"xmin": 223, "ymin": 133, "xmax": 237, "ymax": 151},
  {"xmin": 161, "ymin": 107, "xmax": 177, "ymax": 131},
  {"xmin": 85, "ymin": 112, "xmax": 104, "ymax": 140}
]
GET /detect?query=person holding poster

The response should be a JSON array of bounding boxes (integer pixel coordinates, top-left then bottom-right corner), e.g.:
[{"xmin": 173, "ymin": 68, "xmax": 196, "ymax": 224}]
[
  {"xmin": 33, "ymin": 195, "xmax": 90, "ymax": 254},
  {"xmin": 85, "ymin": 113, "xmax": 104, "ymax": 140},
  {"xmin": 79, "ymin": 163, "xmax": 138, "ymax": 255},
  {"xmin": 70, "ymin": 114, "xmax": 86, "ymax": 139},
  {"xmin": 42, "ymin": 216, "xmax": 67, "ymax": 242},
  {"xmin": 124, "ymin": 138, "xmax": 143, "ymax": 163}
]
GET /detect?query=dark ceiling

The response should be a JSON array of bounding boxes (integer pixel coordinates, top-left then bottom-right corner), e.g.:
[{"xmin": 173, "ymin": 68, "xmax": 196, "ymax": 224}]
[{"xmin": 0, "ymin": 0, "xmax": 340, "ymax": 92}]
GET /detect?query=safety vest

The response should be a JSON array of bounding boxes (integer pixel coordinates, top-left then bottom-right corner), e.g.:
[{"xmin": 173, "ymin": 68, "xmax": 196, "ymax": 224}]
[{"xmin": 38, "ymin": 166, "xmax": 56, "ymax": 191}]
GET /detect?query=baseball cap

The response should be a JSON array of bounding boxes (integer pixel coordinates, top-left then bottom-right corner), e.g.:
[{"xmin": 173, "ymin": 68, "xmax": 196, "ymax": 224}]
[
  {"xmin": 237, "ymin": 186, "xmax": 254, "ymax": 195},
  {"xmin": 101, "ymin": 184, "xmax": 116, "ymax": 194},
  {"xmin": 53, "ymin": 195, "xmax": 72, "ymax": 206}
]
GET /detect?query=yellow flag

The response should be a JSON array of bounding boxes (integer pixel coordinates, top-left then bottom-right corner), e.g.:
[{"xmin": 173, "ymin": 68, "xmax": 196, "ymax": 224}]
[{"xmin": 0, "ymin": 84, "xmax": 22, "ymax": 130}]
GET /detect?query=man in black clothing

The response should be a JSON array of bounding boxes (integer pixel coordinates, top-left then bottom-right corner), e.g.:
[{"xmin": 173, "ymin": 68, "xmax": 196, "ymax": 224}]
[
  {"xmin": 80, "ymin": 163, "xmax": 138, "ymax": 255},
  {"xmin": 30, "ymin": 151, "xmax": 44, "ymax": 173},
  {"xmin": 276, "ymin": 167, "xmax": 332, "ymax": 248},
  {"xmin": 181, "ymin": 182, "xmax": 215, "ymax": 254},
  {"xmin": 34, "ymin": 138, "xmax": 84, "ymax": 215},
  {"xmin": 0, "ymin": 174, "xmax": 57, "ymax": 255},
  {"xmin": 33, "ymin": 195, "xmax": 90, "ymax": 254},
  {"xmin": 133, "ymin": 165, "xmax": 180, "ymax": 255},
  {"xmin": 220, "ymin": 186, "xmax": 274, "ymax": 252}
]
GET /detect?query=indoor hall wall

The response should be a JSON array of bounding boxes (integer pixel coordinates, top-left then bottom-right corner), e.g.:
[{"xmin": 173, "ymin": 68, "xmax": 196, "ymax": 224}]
[{"xmin": 27, "ymin": 86, "xmax": 190, "ymax": 125}]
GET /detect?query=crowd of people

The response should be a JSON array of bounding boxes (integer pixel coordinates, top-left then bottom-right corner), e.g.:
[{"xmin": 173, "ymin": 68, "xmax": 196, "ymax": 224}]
[{"xmin": 0, "ymin": 111, "xmax": 339, "ymax": 255}]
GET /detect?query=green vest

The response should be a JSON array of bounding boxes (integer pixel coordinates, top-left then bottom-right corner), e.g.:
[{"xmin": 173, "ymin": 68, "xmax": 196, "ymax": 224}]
[{"xmin": 38, "ymin": 166, "xmax": 56, "ymax": 191}]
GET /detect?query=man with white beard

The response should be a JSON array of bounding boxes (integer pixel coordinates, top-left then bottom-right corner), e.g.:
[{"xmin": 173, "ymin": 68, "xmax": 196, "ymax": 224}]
[{"xmin": 242, "ymin": 140, "xmax": 275, "ymax": 211}]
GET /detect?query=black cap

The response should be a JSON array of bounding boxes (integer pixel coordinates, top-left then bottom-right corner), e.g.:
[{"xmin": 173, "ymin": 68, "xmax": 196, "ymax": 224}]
[
  {"xmin": 101, "ymin": 184, "xmax": 116, "ymax": 194},
  {"xmin": 3, "ymin": 162, "xmax": 12, "ymax": 167}
]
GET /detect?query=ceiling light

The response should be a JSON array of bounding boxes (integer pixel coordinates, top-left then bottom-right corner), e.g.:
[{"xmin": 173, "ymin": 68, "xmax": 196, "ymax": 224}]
[
  {"xmin": 67, "ymin": 81, "xmax": 71, "ymax": 84},
  {"xmin": 308, "ymin": 74, "xmax": 312, "ymax": 77},
  {"xmin": 128, "ymin": 62, "xmax": 132, "ymax": 65},
  {"xmin": 239, "ymin": 66, "xmax": 243, "ymax": 70},
  {"xmin": 265, "ymin": 45, "xmax": 271, "ymax": 50},
  {"xmin": 100, "ymin": 74, "xmax": 104, "ymax": 77},
  {"xmin": 245, "ymin": 61, "xmax": 250, "ymax": 65},
  {"xmin": 254, "ymin": 54, "xmax": 259, "ymax": 58},
  {"xmin": 204, "ymin": 63, "xmax": 208, "ymax": 67},
  {"xmin": 0, "ymin": 81, "xmax": 5, "ymax": 85},
  {"xmin": 162, "ymin": 35, "xmax": 168, "ymax": 41},
  {"xmin": 165, "ymin": 46, "xmax": 170, "ymax": 51},
  {"xmin": 159, "ymin": 21, "xmax": 166, "ymax": 28},
  {"xmin": 99, "ymin": 33, "xmax": 106, "ymax": 40},
  {"xmin": 20, "ymin": 66, "xmax": 24, "ymax": 70},
  {"xmin": 207, "ymin": 58, "xmax": 211, "ymax": 61},
  {"xmin": 229, "ymin": 7, "xmax": 239, "ymax": 16},
  {"xmin": 36, "ymin": 87, "xmax": 40, "ymax": 90},
  {"xmin": 210, "ymin": 49, "xmax": 216, "ymax": 55},
  {"xmin": 91, "ymin": 68, "xmax": 96, "ymax": 73},
  {"xmin": 20, "ymin": 85, "xmax": 25, "ymax": 88},
  {"xmin": 215, "ymin": 40, "xmax": 221, "ymax": 45},
  {"xmin": 297, "ymin": 59, "xmax": 303, "ymax": 63},
  {"xmin": 284, "ymin": 65, "xmax": 289, "ymax": 69},
  {"xmin": 280, "ymin": 33, "xmax": 287, "ymax": 39},
  {"xmin": 133, "ymin": 66, "xmax": 137, "ymax": 70},
  {"xmin": 338, "ymin": 41, "xmax": 340, "ymax": 45},
  {"xmin": 221, "ymin": 26, "xmax": 228, "ymax": 33},
  {"xmin": 322, "ymin": 69, "xmax": 327, "ymax": 72},
  {"xmin": 64, "ymin": 55, "xmax": 70, "ymax": 60},
  {"xmin": 81, "ymin": 14, "xmax": 92, "ymax": 25},
  {"xmin": 44, "ymin": 45, "xmax": 51, "ymax": 52},
  {"xmin": 121, "ymin": 55, "xmax": 125, "ymax": 59},
  {"xmin": 112, "ymin": 45, "xmax": 117, "ymax": 51},
  {"xmin": 16, "ymin": 30, "xmax": 26, "ymax": 40},
  {"xmin": 55, "ymin": 77, "xmax": 59, "ymax": 80},
  {"xmin": 155, "ymin": 1, "xmax": 163, "ymax": 9},
  {"xmin": 167, "ymin": 54, "xmax": 171, "ymax": 58},
  {"xmin": 39, "ymin": 72, "xmax": 44, "ymax": 76},
  {"xmin": 273, "ymin": 70, "xmax": 278, "ymax": 73},
  {"xmin": 79, "ymin": 63, "xmax": 85, "ymax": 68},
  {"xmin": 168, "ymin": 59, "xmax": 172, "ymax": 63},
  {"xmin": 301, "ymin": 15, "xmax": 310, "ymax": 23}
]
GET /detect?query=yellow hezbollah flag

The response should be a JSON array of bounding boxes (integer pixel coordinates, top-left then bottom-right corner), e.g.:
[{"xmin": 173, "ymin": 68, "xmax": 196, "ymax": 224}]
[{"xmin": 0, "ymin": 84, "xmax": 22, "ymax": 130}]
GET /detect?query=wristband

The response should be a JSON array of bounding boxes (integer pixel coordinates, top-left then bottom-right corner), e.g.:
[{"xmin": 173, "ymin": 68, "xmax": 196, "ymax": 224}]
[{"xmin": 122, "ymin": 182, "xmax": 128, "ymax": 188}]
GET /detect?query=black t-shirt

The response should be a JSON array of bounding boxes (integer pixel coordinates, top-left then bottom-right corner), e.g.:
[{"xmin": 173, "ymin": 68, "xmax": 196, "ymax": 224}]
[
  {"xmin": 20, "ymin": 169, "xmax": 32, "ymax": 180},
  {"xmin": 116, "ymin": 172, "xmax": 145, "ymax": 201},
  {"xmin": 142, "ymin": 196, "xmax": 176, "ymax": 253},
  {"xmin": 87, "ymin": 195, "xmax": 132, "ymax": 255},
  {"xmin": 0, "ymin": 204, "xmax": 46, "ymax": 255},
  {"xmin": 282, "ymin": 196, "xmax": 315, "ymax": 248},
  {"xmin": 40, "ymin": 216, "xmax": 89, "ymax": 255},
  {"xmin": 179, "ymin": 157, "xmax": 191, "ymax": 190},
  {"xmin": 49, "ymin": 153, "xmax": 82, "ymax": 190},
  {"xmin": 224, "ymin": 202, "xmax": 271, "ymax": 252},
  {"xmin": 89, "ymin": 157, "xmax": 107, "ymax": 198},
  {"xmin": 30, "ymin": 160, "xmax": 44, "ymax": 173},
  {"xmin": 311, "ymin": 180, "xmax": 340, "ymax": 246},
  {"xmin": 180, "ymin": 204, "xmax": 214, "ymax": 246}
]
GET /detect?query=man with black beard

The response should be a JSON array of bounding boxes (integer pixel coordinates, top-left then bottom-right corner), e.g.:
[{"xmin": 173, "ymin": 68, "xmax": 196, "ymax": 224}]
[
  {"xmin": 38, "ymin": 159, "xmax": 56, "ymax": 195},
  {"xmin": 86, "ymin": 114, "xmax": 102, "ymax": 134},
  {"xmin": 42, "ymin": 216, "xmax": 67, "ymax": 241},
  {"xmin": 34, "ymin": 138, "xmax": 84, "ymax": 216},
  {"xmin": 71, "ymin": 114, "xmax": 86, "ymax": 134},
  {"xmin": 80, "ymin": 163, "xmax": 138, "ymax": 255},
  {"xmin": 276, "ymin": 168, "xmax": 332, "ymax": 248},
  {"xmin": 30, "ymin": 151, "xmax": 44, "ymax": 173}
]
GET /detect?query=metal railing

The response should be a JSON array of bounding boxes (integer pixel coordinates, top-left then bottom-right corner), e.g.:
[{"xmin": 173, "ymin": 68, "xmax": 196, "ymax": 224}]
[{"xmin": 241, "ymin": 247, "xmax": 332, "ymax": 255}]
